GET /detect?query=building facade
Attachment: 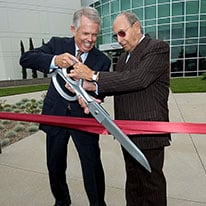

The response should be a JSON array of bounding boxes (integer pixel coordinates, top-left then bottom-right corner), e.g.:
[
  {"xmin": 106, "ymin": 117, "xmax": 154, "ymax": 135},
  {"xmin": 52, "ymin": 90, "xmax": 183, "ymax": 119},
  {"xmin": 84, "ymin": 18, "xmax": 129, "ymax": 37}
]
[
  {"xmin": 85, "ymin": 0, "xmax": 206, "ymax": 77},
  {"xmin": 0, "ymin": 0, "xmax": 81, "ymax": 80}
]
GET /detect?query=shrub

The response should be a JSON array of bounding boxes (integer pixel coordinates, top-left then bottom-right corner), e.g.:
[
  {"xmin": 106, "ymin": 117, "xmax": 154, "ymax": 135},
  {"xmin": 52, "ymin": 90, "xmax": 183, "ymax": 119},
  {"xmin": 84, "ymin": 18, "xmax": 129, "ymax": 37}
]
[{"xmin": 5, "ymin": 130, "xmax": 17, "ymax": 138}]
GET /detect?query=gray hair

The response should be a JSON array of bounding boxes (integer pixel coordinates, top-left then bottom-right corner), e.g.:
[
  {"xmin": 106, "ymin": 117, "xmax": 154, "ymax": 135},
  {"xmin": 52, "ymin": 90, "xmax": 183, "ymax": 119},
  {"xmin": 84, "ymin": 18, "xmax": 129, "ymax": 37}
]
[
  {"xmin": 72, "ymin": 7, "xmax": 101, "ymax": 29},
  {"xmin": 116, "ymin": 11, "xmax": 143, "ymax": 32}
]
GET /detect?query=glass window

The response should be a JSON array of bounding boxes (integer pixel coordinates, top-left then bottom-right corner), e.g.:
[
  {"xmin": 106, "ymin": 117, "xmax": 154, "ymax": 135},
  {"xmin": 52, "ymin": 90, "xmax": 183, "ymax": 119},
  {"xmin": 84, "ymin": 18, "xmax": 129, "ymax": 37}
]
[
  {"xmin": 102, "ymin": 34, "xmax": 110, "ymax": 44},
  {"xmin": 145, "ymin": 0, "xmax": 156, "ymax": 6},
  {"xmin": 171, "ymin": 59, "xmax": 183, "ymax": 76},
  {"xmin": 158, "ymin": 25, "xmax": 170, "ymax": 40},
  {"xmin": 186, "ymin": 1, "xmax": 199, "ymax": 15},
  {"xmin": 158, "ymin": 0, "xmax": 166, "ymax": 3},
  {"xmin": 145, "ymin": 6, "xmax": 156, "ymax": 20},
  {"xmin": 186, "ymin": 15, "xmax": 198, "ymax": 21},
  {"xmin": 102, "ymin": 3, "xmax": 109, "ymax": 16},
  {"xmin": 172, "ymin": 2, "xmax": 184, "ymax": 16},
  {"xmin": 185, "ymin": 59, "xmax": 197, "ymax": 72},
  {"xmin": 158, "ymin": 4, "xmax": 170, "ymax": 18},
  {"xmin": 102, "ymin": 16, "xmax": 110, "ymax": 28},
  {"xmin": 200, "ymin": 15, "xmax": 206, "ymax": 20},
  {"xmin": 111, "ymin": 14, "xmax": 117, "ymax": 24},
  {"xmin": 111, "ymin": 1, "xmax": 119, "ymax": 13},
  {"xmin": 132, "ymin": 8, "xmax": 143, "ymax": 21},
  {"xmin": 186, "ymin": 22, "xmax": 198, "ymax": 38},
  {"xmin": 200, "ymin": 21, "xmax": 206, "ymax": 37},
  {"xmin": 158, "ymin": 18, "xmax": 170, "ymax": 24},
  {"xmin": 199, "ymin": 58, "xmax": 206, "ymax": 71},
  {"xmin": 172, "ymin": 39, "xmax": 184, "ymax": 46},
  {"xmin": 200, "ymin": 45, "xmax": 206, "ymax": 57},
  {"xmin": 145, "ymin": 26, "xmax": 156, "ymax": 39},
  {"xmin": 200, "ymin": 38, "xmax": 206, "ymax": 43},
  {"xmin": 185, "ymin": 45, "xmax": 197, "ymax": 57},
  {"xmin": 172, "ymin": 23, "xmax": 184, "ymax": 39},
  {"xmin": 121, "ymin": 0, "xmax": 130, "ymax": 10},
  {"xmin": 185, "ymin": 39, "xmax": 198, "ymax": 45},
  {"xmin": 201, "ymin": 0, "xmax": 206, "ymax": 13},
  {"xmin": 172, "ymin": 16, "xmax": 184, "ymax": 23},
  {"xmin": 132, "ymin": 1, "xmax": 143, "ymax": 8},
  {"xmin": 171, "ymin": 46, "xmax": 184, "ymax": 59},
  {"xmin": 145, "ymin": 19, "xmax": 156, "ymax": 26}
]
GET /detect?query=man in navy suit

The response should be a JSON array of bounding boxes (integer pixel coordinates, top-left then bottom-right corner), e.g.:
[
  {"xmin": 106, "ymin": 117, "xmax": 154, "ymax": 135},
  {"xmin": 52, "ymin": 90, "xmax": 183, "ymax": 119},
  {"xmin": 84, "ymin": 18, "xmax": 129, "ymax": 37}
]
[{"xmin": 20, "ymin": 7, "xmax": 111, "ymax": 206}]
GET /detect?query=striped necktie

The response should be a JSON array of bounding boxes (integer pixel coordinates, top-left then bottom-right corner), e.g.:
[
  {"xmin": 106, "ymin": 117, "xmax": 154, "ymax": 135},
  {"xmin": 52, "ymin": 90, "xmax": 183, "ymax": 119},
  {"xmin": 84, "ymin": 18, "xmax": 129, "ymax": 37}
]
[{"xmin": 76, "ymin": 50, "xmax": 83, "ymax": 62}]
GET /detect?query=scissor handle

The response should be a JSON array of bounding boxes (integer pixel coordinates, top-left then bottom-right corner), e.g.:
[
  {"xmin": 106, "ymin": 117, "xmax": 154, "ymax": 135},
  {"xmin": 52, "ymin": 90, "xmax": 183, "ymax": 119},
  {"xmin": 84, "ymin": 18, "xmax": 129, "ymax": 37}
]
[{"xmin": 51, "ymin": 68, "xmax": 93, "ymax": 103}]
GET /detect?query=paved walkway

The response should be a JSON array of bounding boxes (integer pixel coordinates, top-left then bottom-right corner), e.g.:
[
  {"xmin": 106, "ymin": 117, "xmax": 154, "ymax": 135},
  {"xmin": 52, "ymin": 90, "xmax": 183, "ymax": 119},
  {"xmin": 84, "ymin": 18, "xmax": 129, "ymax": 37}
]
[{"xmin": 0, "ymin": 91, "xmax": 206, "ymax": 206}]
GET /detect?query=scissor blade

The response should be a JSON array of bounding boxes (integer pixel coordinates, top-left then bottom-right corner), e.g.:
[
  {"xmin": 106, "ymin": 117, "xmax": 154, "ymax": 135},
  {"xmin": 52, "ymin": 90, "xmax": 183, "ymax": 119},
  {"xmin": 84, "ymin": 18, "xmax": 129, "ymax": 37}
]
[{"xmin": 88, "ymin": 102, "xmax": 151, "ymax": 173}]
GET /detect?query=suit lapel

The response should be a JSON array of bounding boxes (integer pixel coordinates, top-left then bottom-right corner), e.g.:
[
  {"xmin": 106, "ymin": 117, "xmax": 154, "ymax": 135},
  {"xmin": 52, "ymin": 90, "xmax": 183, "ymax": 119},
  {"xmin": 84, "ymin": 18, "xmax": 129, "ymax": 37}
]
[{"xmin": 84, "ymin": 47, "xmax": 98, "ymax": 68}]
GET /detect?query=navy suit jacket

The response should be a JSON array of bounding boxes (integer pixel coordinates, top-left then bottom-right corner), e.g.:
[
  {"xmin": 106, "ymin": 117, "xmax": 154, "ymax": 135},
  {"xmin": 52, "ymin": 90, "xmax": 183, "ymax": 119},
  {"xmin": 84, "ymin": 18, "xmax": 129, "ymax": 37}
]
[{"xmin": 20, "ymin": 37, "xmax": 111, "ymax": 134}]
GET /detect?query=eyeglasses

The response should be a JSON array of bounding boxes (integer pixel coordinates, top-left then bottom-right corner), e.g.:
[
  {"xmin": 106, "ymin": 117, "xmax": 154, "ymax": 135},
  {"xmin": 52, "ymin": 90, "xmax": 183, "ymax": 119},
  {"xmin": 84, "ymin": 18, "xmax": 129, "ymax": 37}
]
[{"xmin": 112, "ymin": 26, "xmax": 131, "ymax": 41}]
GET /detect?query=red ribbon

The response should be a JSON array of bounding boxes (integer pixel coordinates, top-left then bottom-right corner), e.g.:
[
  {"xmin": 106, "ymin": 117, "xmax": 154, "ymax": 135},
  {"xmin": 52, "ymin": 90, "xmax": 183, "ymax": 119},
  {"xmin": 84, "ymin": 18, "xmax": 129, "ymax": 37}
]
[{"xmin": 0, "ymin": 112, "xmax": 206, "ymax": 135}]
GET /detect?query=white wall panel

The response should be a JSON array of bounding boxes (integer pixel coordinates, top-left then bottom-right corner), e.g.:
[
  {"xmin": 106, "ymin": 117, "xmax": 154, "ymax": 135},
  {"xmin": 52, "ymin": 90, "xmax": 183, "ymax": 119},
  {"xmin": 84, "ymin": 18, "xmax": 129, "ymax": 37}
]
[{"xmin": 0, "ymin": 0, "xmax": 81, "ymax": 80}]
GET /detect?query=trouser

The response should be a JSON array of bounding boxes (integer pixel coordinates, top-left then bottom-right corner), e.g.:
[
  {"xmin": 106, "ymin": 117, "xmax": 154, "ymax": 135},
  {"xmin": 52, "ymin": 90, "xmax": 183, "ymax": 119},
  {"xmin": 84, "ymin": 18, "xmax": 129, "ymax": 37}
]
[
  {"xmin": 46, "ymin": 128, "xmax": 106, "ymax": 206},
  {"xmin": 122, "ymin": 147, "xmax": 167, "ymax": 206}
]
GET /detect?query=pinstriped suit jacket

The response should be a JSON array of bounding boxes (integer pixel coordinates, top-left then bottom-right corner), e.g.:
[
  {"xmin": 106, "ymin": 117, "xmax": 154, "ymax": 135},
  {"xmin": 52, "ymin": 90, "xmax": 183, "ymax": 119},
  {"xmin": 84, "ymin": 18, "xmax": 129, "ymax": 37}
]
[{"xmin": 98, "ymin": 34, "xmax": 171, "ymax": 149}]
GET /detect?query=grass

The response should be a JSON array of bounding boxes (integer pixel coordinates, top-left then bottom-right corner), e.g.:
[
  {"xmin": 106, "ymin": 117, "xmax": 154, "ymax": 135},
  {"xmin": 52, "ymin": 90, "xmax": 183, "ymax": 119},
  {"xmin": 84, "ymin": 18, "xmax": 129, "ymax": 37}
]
[
  {"xmin": 170, "ymin": 77, "xmax": 206, "ymax": 93},
  {"xmin": 0, "ymin": 77, "xmax": 205, "ymax": 97},
  {"xmin": 0, "ymin": 84, "xmax": 49, "ymax": 97}
]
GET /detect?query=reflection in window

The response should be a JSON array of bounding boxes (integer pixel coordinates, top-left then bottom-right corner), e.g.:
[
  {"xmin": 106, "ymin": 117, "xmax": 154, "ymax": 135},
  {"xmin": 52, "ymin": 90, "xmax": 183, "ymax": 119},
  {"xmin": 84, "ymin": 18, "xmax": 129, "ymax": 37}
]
[
  {"xmin": 186, "ymin": 1, "xmax": 198, "ymax": 15},
  {"xmin": 200, "ymin": 45, "xmax": 206, "ymax": 56},
  {"xmin": 132, "ymin": 1, "xmax": 143, "ymax": 8},
  {"xmin": 200, "ymin": 21, "xmax": 206, "ymax": 37},
  {"xmin": 186, "ymin": 15, "xmax": 198, "ymax": 21},
  {"xmin": 132, "ymin": 8, "xmax": 143, "ymax": 21},
  {"xmin": 102, "ymin": 16, "xmax": 110, "ymax": 28},
  {"xmin": 172, "ymin": 23, "xmax": 184, "ymax": 39},
  {"xmin": 185, "ymin": 59, "xmax": 197, "ymax": 72},
  {"xmin": 158, "ymin": 4, "xmax": 170, "ymax": 18},
  {"xmin": 111, "ymin": 1, "xmax": 119, "ymax": 13},
  {"xmin": 172, "ymin": 16, "xmax": 184, "ymax": 23},
  {"xmin": 145, "ymin": 6, "xmax": 156, "ymax": 19},
  {"xmin": 171, "ymin": 46, "xmax": 184, "ymax": 59},
  {"xmin": 158, "ymin": 25, "xmax": 170, "ymax": 40},
  {"xmin": 121, "ymin": 0, "xmax": 130, "ymax": 10},
  {"xmin": 201, "ymin": 0, "xmax": 206, "ymax": 13},
  {"xmin": 186, "ymin": 22, "xmax": 198, "ymax": 38},
  {"xmin": 145, "ymin": 0, "xmax": 156, "ymax": 5},
  {"xmin": 172, "ymin": 39, "xmax": 184, "ymax": 46},
  {"xmin": 199, "ymin": 58, "xmax": 206, "ymax": 71},
  {"xmin": 145, "ymin": 19, "xmax": 156, "ymax": 27},
  {"xmin": 185, "ymin": 45, "xmax": 198, "ymax": 58},
  {"xmin": 172, "ymin": 2, "xmax": 184, "ymax": 16},
  {"xmin": 171, "ymin": 59, "xmax": 183, "ymax": 77},
  {"xmin": 145, "ymin": 26, "xmax": 156, "ymax": 39},
  {"xmin": 102, "ymin": 3, "xmax": 109, "ymax": 16}
]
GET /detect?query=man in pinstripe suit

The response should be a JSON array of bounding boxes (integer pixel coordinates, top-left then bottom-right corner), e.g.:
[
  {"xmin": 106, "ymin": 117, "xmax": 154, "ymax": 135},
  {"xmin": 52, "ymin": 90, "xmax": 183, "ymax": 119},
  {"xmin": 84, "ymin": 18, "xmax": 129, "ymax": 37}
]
[{"xmin": 69, "ymin": 11, "xmax": 171, "ymax": 206}]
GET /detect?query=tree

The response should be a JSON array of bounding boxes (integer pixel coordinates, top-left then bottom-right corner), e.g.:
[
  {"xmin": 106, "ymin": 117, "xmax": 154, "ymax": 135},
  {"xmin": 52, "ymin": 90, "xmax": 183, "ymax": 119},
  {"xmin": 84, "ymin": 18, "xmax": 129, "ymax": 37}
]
[
  {"xmin": 29, "ymin": 37, "xmax": 38, "ymax": 78},
  {"xmin": 20, "ymin": 40, "xmax": 27, "ymax": 79},
  {"xmin": 42, "ymin": 39, "xmax": 48, "ymax": 78}
]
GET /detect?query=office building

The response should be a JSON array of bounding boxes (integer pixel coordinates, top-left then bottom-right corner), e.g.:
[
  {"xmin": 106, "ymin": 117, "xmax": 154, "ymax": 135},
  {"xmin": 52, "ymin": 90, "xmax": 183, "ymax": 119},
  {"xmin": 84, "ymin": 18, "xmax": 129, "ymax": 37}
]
[{"xmin": 85, "ymin": 0, "xmax": 206, "ymax": 77}]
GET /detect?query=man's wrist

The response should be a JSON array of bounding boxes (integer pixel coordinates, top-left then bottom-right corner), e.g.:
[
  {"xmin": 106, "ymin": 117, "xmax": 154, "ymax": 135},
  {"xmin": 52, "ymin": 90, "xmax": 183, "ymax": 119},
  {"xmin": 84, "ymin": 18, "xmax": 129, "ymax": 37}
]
[{"xmin": 92, "ymin": 71, "xmax": 99, "ymax": 82}]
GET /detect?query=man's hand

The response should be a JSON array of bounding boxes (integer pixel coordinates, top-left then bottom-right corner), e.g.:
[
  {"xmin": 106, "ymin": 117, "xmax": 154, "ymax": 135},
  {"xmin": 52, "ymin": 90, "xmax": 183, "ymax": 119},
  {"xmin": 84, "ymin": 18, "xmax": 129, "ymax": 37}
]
[
  {"xmin": 54, "ymin": 53, "xmax": 79, "ymax": 68},
  {"xmin": 65, "ymin": 81, "xmax": 101, "ymax": 114},
  {"xmin": 78, "ymin": 95, "xmax": 102, "ymax": 114},
  {"xmin": 69, "ymin": 62, "xmax": 93, "ymax": 81}
]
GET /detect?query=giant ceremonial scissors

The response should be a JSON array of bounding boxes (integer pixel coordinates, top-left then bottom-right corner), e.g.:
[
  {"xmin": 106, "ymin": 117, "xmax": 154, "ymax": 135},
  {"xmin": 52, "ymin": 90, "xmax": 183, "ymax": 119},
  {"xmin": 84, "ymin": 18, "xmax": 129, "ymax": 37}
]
[{"xmin": 52, "ymin": 68, "xmax": 151, "ymax": 172}]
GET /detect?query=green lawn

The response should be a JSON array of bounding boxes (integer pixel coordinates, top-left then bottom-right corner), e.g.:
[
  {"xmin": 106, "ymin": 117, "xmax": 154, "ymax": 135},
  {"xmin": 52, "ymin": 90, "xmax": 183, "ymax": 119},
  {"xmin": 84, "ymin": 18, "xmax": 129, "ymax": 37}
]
[
  {"xmin": 0, "ymin": 77, "xmax": 205, "ymax": 97},
  {"xmin": 170, "ymin": 77, "xmax": 206, "ymax": 93},
  {"xmin": 0, "ymin": 84, "xmax": 49, "ymax": 97}
]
